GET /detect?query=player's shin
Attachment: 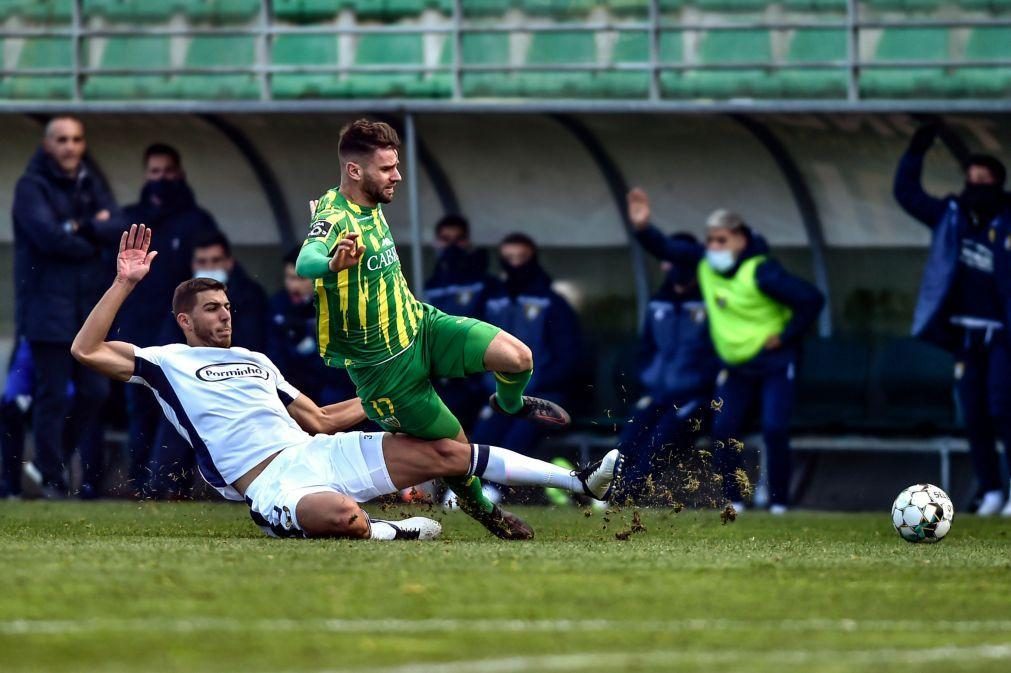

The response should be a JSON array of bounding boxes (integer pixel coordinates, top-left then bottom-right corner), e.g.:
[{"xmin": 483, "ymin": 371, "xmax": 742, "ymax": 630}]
[{"xmin": 467, "ymin": 443, "xmax": 582, "ymax": 493}]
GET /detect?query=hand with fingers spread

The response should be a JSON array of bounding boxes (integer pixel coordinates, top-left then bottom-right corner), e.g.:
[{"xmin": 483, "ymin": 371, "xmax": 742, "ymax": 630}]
[
  {"xmin": 117, "ymin": 223, "xmax": 158, "ymax": 285},
  {"xmin": 329, "ymin": 232, "xmax": 363, "ymax": 273}
]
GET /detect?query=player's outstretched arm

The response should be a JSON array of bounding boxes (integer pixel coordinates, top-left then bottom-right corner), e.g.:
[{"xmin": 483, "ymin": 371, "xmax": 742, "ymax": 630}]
[
  {"xmin": 285, "ymin": 395, "xmax": 367, "ymax": 435},
  {"xmin": 71, "ymin": 224, "xmax": 157, "ymax": 382}
]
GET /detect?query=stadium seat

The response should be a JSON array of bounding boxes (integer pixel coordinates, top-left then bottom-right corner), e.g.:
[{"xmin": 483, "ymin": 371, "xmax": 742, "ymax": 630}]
[
  {"xmin": 351, "ymin": 0, "xmax": 427, "ymax": 20},
  {"xmin": 83, "ymin": 0, "xmax": 176, "ymax": 23},
  {"xmin": 866, "ymin": 337, "xmax": 955, "ymax": 434},
  {"xmin": 519, "ymin": 0, "xmax": 597, "ymax": 17},
  {"xmin": 461, "ymin": 0, "xmax": 513, "ymax": 16},
  {"xmin": 679, "ymin": 29, "xmax": 779, "ymax": 99},
  {"xmin": 777, "ymin": 28, "xmax": 849, "ymax": 98},
  {"xmin": 515, "ymin": 30, "xmax": 598, "ymax": 98},
  {"xmin": 347, "ymin": 33, "xmax": 436, "ymax": 98},
  {"xmin": 176, "ymin": 36, "xmax": 260, "ymax": 99},
  {"xmin": 860, "ymin": 28, "xmax": 954, "ymax": 98},
  {"xmin": 6, "ymin": 37, "xmax": 74, "ymax": 100},
  {"xmin": 695, "ymin": 0, "xmax": 768, "ymax": 10},
  {"xmin": 793, "ymin": 335, "xmax": 872, "ymax": 432},
  {"xmin": 953, "ymin": 27, "xmax": 1011, "ymax": 97},
  {"xmin": 455, "ymin": 32, "xmax": 520, "ymax": 97},
  {"xmin": 83, "ymin": 36, "xmax": 174, "ymax": 99},
  {"xmin": 271, "ymin": 34, "xmax": 346, "ymax": 99},
  {"xmin": 605, "ymin": 30, "xmax": 683, "ymax": 98},
  {"xmin": 180, "ymin": 0, "xmax": 260, "ymax": 23},
  {"xmin": 273, "ymin": 0, "xmax": 343, "ymax": 23},
  {"xmin": 19, "ymin": 0, "xmax": 73, "ymax": 23}
]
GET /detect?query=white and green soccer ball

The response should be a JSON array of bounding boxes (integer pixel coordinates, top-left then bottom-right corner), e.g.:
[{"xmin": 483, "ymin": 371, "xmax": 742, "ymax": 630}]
[{"xmin": 891, "ymin": 483, "xmax": 954, "ymax": 543}]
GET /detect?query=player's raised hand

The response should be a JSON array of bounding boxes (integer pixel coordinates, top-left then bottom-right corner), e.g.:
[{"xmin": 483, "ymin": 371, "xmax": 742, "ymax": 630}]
[
  {"xmin": 329, "ymin": 232, "xmax": 363, "ymax": 273},
  {"xmin": 117, "ymin": 223, "xmax": 158, "ymax": 284},
  {"xmin": 627, "ymin": 187, "xmax": 651, "ymax": 231}
]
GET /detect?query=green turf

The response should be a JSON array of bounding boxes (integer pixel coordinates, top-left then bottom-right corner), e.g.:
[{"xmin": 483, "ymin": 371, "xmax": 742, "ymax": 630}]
[{"xmin": 1, "ymin": 502, "xmax": 1010, "ymax": 673}]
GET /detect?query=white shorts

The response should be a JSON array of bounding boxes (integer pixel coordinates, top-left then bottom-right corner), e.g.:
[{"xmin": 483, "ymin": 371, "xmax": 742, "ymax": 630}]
[{"xmin": 244, "ymin": 431, "xmax": 395, "ymax": 537}]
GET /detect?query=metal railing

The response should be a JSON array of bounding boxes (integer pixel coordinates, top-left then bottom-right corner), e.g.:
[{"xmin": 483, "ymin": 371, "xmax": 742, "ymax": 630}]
[{"xmin": 1, "ymin": 0, "xmax": 1010, "ymax": 109}]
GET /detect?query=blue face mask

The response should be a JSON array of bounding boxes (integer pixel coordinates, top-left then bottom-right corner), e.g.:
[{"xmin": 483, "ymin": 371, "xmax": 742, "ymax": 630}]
[
  {"xmin": 705, "ymin": 249, "xmax": 736, "ymax": 273},
  {"xmin": 194, "ymin": 268, "xmax": 228, "ymax": 284}
]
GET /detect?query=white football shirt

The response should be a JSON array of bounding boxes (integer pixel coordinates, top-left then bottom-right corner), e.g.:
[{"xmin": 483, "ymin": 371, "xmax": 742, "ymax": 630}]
[{"xmin": 128, "ymin": 344, "xmax": 310, "ymax": 500}]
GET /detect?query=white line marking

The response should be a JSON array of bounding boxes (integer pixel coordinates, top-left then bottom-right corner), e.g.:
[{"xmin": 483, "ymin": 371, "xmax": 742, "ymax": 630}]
[{"xmin": 3, "ymin": 617, "xmax": 1011, "ymax": 636}]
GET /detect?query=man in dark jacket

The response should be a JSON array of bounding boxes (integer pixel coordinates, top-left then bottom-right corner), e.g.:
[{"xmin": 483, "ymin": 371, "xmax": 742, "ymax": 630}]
[
  {"xmin": 893, "ymin": 123, "xmax": 1011, "ymax": 516},
  {"xmin": 11, "ymin": 116, "xmax": 120, "ymax": 496},
  {"xmin": 146, "ymin": 230, "xmax": 269, "ymax": 498},
  {"xmin": 267, "ymin": 247, "xmax": 357, "ymax": 407},
  {"xmin": 614, "ymin": 234, "xmax": 720, "ymax": 503},
  {"xmin": 470, "ymin": 233, "xmax": 582, "ymax": 454},
  {"xmin": 114, "ymin": 143, "xmax": 218, "ymax": 495},
  {"xmin": 423, "ymin": 215, "xmax": 496, "ymax": 431},
  {"xmin": 628, "ymin": 189, "xmax": 825, "ymax": 513}
]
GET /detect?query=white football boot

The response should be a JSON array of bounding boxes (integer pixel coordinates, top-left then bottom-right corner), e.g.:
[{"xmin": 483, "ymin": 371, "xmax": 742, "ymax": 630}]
[
  {"xmin": 370, "ymin": 517, "xmax": 442, "ymax": 540},
  {"xmin": 576, "ymin": 449, "xmax": 624, "ymax": 501}
]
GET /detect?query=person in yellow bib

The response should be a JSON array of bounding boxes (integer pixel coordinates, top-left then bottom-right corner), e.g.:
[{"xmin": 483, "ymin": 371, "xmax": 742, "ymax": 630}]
[{"xmin": 627, "ymin": 188, "xmax": 824, "ymax": 514}]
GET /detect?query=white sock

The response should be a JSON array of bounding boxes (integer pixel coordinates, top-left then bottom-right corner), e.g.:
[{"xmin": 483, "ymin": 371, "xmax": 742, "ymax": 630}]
[{"xmin": 469, "ymin": 443, "xmax": 582, "ymax": 492}]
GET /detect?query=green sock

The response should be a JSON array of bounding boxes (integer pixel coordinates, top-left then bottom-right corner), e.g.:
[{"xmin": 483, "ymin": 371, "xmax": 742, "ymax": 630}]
[
  {"xmin": 544, "ymin": 457, "xmax": 575, "ymax": 506},
  {"xmin": 494, "ymin": 369, "xmax": 533, "ymax": 414},
  {"xmin": 444, "ymin": 476, "xmax": 494, "ymax": 514}
]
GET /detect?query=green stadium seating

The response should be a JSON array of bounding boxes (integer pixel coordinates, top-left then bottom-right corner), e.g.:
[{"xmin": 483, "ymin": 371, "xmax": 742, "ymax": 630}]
[
  {"xmin": 180, "ymin": 0, "xmax": 260, "ymax": 23},
  {"xmin": 777, "ymin": 28, "xmax": 849, "ymax": 98},
  {"xmin": 678, "ymin": 29, "xmax": 779, "ymax": 99},
  {"xmin": 460, "ymin": 0, "xmax": 513, "ymax": 16},
  {"xmin": 954, "ymin": 27, "xmax": 1011, "ymax": 97},
  {"xmin": 347, "ymin": 33, "xmax": 437, "ymax": 98},
  {"xmin": 83, "ymin": 0, "xmax": 176, "ymax": 23},
  {"xmin": 793, "ymin": 336, "xmax": 872, "ymax": 431},
  {"xmin": 519, "ymin": 0, "xmax": 597, "ymax": 17},
  {"xmin": 515, "ymin": 30, "xmax": 597, "ymax": 98},
  {"xmin": 860, "ymin": 28, "xmax": 953, "ymax": 98},
  {"xmin": 351, "ymin": 0, "xmax": 426, "ymax": 20},
  {"xmin": 865, "ymin": 337, "xmax": 955, "ymax": 433},
  {"xmin": 177, "ymin": 36, "xmax": 260, "ymax": 99},
  {"xmin": 271, "ymin": 34, "xmax": 345, "ymax": 99},
  {"xmin": 455, "ymin": 32, "xmax": 520, "ymax": 97},
  {"xmin": 273, "ymin": 0, "xmax": 343, "ymax": 23},
  {"xmin": 19, "ymin": 0, "xmax": 73, "ymax": 23},
  {"xmin": 607, "ymin": 30, "xmax": 683, "ymax": 98},
  {"xmin": 83, "ymin": 36, "xmax": 174, "ymax": 99},
  {"xmin": 696, "ymin": 0, "xmax": 768, "ymax": 10},
  {"xmin": 7, "ymin": 37, "xmax": 74, "ymax": 100}
]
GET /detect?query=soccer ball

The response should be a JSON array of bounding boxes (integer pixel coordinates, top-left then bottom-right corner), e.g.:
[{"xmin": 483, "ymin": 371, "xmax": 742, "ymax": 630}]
[{"xmin": 891, "ymin": 483, "xmax": 954, "ymax": 543}]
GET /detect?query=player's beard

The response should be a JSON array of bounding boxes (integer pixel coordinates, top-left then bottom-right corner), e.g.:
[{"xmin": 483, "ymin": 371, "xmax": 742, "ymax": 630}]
[{"xmin": 362, "ymin": 174, "xmax": 394, "ymax": 204}]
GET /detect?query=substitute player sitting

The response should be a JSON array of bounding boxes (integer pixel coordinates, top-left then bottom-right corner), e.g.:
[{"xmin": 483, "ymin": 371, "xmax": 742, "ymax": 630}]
[
  {"xmin": 72, "ymin": 225, "xmax": 620, "ymax": 539},
  {"xmin": 296, "ymin": 119, "xmax": 571, "ymax": 540}
]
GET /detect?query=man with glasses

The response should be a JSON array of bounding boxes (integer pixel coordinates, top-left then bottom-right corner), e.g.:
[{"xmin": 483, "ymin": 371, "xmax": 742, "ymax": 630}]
[{"xmin": 627, "ymin": 189, "xmax": 824, "ymax": 514}]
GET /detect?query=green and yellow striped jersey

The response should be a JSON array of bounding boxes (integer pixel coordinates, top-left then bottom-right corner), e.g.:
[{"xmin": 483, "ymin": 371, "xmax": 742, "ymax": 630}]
[{"xmin": 304, "ymin": 188, "xmax": 423, "ymax": 368}]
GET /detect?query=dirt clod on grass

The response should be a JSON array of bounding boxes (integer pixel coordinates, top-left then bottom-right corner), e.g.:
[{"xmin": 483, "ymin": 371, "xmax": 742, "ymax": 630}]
[
  {"xmin": 721, "ymin": 504, "xmax": 738, "ymax": 525},
  {"xmin": 615, "ymin": 510, "xmax": 647, "ymax": 541}
]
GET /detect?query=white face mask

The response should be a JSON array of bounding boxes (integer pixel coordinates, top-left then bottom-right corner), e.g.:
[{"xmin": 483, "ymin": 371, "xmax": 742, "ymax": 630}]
[
  {"xmin": 706, "ymin": 249, "xmax": 736, "ymax": 273},
  {"xmin": 194, "ymin": 268, "xmax": 229, "ymax": 284}
]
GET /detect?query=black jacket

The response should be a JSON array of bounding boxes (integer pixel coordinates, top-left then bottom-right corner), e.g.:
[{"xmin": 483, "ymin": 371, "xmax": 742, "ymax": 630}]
[
  {"xmin": 12, "ymin": 148, "xmax": 120, "ymax": 342},
  {"xmin": 423, "ymin": 247, "xmax": 495, "ymax": 319},
  {"xmin": 113, "ymin": 181, "xmax": 218, "ymax": 346}
]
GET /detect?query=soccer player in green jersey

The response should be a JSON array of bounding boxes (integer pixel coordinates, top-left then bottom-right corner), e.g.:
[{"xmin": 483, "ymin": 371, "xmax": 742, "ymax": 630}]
[{"xmin": 296, "ymin": 119, "xmax": 572, "ymax": 540}]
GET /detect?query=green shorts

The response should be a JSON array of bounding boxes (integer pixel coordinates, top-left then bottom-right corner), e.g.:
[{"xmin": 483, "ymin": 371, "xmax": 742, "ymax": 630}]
[{"xmin": 346, "ymin": 304, "xmax": 500, "ymax": 440}]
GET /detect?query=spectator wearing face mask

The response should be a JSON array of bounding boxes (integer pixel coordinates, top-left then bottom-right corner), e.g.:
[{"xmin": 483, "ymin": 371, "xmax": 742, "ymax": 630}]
[
  {"xmin": 145, "ymin": 230, "xmax": 268, "ymax": 498},
  {"xmin": 470, "ymin": 233, "xmax": 582, "ymax": 455},
  {"xmin": 627, "ymin": 189, "xmax": 824, "ymax": 514},
  {"xmin": 115, "ymin": 143, "xmax": 218, "ymax": 496},
  {"xmin": 422, "ymin": 215, "xmax": 496, "ymax": 430},
  {"xmin": 894, "ymin": 123, "xmax": 1011, "ymax": 516},
  {"xmin": 611, "ymin": 234, "xmax": 721, "ymax": 504},
  {"xmin": 267, "ymin": 247, "xmax": 357, "ymax": 407}
]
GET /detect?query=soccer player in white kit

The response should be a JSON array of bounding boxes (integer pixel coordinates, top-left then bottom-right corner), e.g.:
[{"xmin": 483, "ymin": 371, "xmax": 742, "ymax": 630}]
[{"xmin": 72, "ymin": 225, "xmax": 622, "ymax": 539}]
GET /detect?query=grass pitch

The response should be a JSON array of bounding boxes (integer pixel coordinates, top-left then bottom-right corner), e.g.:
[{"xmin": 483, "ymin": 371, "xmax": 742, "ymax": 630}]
[{"xmin": 1, "ymin": 501, "xmax": 1010, "ymax": 673}]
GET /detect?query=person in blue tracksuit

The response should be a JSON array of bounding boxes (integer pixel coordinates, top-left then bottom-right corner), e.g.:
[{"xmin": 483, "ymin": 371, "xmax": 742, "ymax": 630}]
[
  {"xmin": 893, "ymin": 123, "xmax": 1011, "ymax": 516},
  {"xmin": 614, "ymin": 234, "xmax": 720, "ymax": 503},
  {"xmin": 628, "ymin": 189, "xmax": 824, "ymax": 512},
  {"xmin": 113, "ymin": 143, "xmax": 219, "ymax": 496},
  {"xmin": 470, "ymin": 233, "xmax": 582, "ymax": 454},
  {"xmin": 267, "ymin": 247, "xmax": 358, "ymax": 407},
  {"xmin": 423, "ymin": 215, "xmax": 496, "ymax": 431},
  {"xmin": 11, "ymin": 116, "xmax": 123, "ymax": 496}
]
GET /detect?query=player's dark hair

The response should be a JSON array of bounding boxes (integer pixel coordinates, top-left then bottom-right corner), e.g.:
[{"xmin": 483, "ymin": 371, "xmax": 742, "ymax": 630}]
[
  {"xmin": 282, "ymin": 245, "xmax": 301, "ymax": 267},
  {"xmin": 966, "ymin": 154, "xmax": 1007, "ymax": 186},
  {"xmin": 144, "ymin": 142, "xmax": 182, "ymax": 167},
  {"xmin": 173, "ymin": 278, "xmax": 227, "ymax": 316},
  {"xmin": 500, "ymin": 232, "xmax": 537, "ymax": 252},
  {"xmin": 193, "ymin": 230, "xmax": 232, "ymax": 258},
  {"xmin": 435, "ymin": 214, "xmax": 470, "ymax": 237},
  {"xmin": 338, "ymin": 119, "xmax": 401, "ymax": 163}
]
